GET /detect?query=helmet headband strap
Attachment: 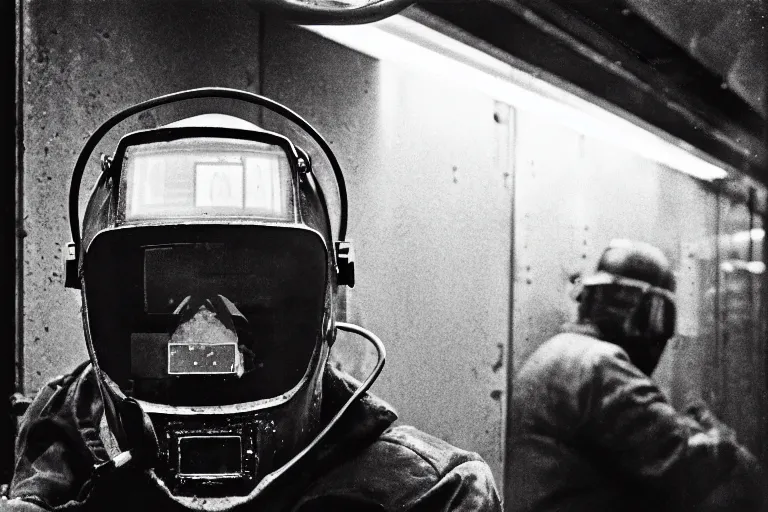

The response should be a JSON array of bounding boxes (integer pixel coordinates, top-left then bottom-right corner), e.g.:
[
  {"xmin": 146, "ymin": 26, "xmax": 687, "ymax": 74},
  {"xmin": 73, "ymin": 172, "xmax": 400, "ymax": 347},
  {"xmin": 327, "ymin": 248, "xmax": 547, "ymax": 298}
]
[{"xmin": 580, "ymin": 272, "xmax": 675, "ymax": 302}]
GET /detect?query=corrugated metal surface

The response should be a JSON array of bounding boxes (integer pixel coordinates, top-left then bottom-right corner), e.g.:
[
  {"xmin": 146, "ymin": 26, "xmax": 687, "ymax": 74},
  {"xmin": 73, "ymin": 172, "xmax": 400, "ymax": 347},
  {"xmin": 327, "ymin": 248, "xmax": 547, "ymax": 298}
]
[
  {"xmin": 263, "ymin": 23, "xmax": 513, "ymax": 486},
  {"xmin": 716, "ymin": 194, "xmax": 767, "ymax": 457}
]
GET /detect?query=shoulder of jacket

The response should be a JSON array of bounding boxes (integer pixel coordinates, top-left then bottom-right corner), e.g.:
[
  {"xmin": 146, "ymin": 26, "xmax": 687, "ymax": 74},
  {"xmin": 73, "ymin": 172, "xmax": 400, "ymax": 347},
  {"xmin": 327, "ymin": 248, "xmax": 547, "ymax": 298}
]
[
  {"xmin": 18, "ymin": 362, "xmax": 93, "ymax": 424},
  {"xmin": 376, "ymin": 424, "xmax": 487, "ymax": 477},
  {"xmin": 298, "ymin": 425, "xmax": 497, "ymax": 510},
  {"xmin": 44, "ymin": 360, "xmax": 93, "ymax": 391},
  {"xmin": 516, "ymin": 334, "xmax": 631, "ymax": 391},
  {"xmin": 542, "ymin": 332, "xmax": 627, "ymax": 363}
]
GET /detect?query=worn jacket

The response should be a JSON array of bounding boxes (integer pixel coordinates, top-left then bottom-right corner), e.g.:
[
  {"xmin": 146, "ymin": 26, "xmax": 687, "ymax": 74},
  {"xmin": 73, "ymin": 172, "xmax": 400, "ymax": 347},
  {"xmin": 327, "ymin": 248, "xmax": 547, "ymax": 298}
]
[
  {"xmin": 507, "ymin": 324, "xmax": 764, "ymax": 512},
  {"xmin": 3, "ymin": 363, "xmax": 502, "ymax": 512}
]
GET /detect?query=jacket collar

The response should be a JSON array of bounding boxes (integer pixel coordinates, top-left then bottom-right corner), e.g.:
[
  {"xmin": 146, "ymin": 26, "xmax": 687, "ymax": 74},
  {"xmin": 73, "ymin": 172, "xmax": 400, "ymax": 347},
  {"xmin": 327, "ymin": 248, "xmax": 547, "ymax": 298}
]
[
  {"xmin": 320, "ymin": 364, "xmax": 398, "ymax": 450},
  {"xmin": 559, "ymin": 321, "xmax": 604, "ymax": 340},
  {"xmin": 14, "ymin": 358, "xmax": 398, "ymax": 512},
  {"xmin": 228, "ymin": 365, "xmax": 399, "ymax": 509}
]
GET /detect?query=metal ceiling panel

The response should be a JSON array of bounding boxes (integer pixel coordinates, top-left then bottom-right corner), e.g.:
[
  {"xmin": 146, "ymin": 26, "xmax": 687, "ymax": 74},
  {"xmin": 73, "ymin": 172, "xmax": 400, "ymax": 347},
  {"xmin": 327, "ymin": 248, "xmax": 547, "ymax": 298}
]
[
  {"xmin": 626, "ymin": 0, "xmax": 766, "ymax": 117},
  {"xmin": 418, "ymin": 0, "xmax": 767, "ymax": 183}
]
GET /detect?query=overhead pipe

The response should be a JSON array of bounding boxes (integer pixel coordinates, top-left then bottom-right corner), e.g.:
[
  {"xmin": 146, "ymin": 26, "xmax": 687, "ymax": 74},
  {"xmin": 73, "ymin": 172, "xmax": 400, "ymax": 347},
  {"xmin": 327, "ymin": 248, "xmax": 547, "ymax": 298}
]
[{"xmin": 259, "ymin": 0, "xmax": 415, "ymax": 24}]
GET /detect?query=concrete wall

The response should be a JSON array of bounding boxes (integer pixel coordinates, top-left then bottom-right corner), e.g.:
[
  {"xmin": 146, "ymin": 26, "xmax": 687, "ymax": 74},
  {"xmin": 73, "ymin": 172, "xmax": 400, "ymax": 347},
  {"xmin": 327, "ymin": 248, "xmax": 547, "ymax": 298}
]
[{"xmin": 21, "ymin": 0, "xmax": 261, "ymax": 392}]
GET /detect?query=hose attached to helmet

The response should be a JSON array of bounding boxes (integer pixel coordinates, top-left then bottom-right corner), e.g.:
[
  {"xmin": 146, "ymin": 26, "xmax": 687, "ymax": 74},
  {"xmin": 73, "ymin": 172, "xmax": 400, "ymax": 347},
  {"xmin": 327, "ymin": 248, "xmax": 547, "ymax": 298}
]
[
  {"xmin": 94, "ymin": 322, "xmax": 386, "ymax": 512},
  {"xmin": 264, "ymin": 0, "xmax": 415, "ymax": 25},
  {"xmin": 239, "ymin": 322, "xmax": 385, "ymax": 500}
]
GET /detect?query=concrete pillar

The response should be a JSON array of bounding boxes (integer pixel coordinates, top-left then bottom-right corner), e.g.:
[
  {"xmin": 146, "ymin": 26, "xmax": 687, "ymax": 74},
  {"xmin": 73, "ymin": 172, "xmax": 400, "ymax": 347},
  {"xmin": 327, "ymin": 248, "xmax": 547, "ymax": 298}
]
[{"xmin": 20, "ymin": 0, "xmax": 262, "ymax": 393}]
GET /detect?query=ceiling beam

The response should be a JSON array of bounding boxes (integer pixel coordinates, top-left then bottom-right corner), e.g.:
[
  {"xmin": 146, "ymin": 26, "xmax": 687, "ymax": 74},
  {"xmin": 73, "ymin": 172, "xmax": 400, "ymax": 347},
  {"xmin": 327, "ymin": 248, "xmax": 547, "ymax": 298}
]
[{"xmin": 418, "ymin": 0, "xmax": 767, "ymax": 184}]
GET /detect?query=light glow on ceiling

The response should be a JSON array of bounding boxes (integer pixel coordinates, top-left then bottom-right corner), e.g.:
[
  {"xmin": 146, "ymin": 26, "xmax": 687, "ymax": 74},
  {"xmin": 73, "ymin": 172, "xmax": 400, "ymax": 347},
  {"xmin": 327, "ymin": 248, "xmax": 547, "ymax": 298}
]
[
  {"xmin": 305, "ymin": 15, "xmax": 730, "ymax": 181},
  {"xmin": 720, "ymin": 260, "xmax": 766, "ymax": 274},
  {"xmin": 731, "ymin": 228, "xmax": 766, "ymax": 244}
]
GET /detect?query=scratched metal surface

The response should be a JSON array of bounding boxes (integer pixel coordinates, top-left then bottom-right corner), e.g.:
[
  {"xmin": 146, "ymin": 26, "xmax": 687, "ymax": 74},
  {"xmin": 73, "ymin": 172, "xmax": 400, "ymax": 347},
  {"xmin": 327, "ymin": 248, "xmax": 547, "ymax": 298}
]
[
  {"xmin": 511, "ymin": 106, "xmax": 768, "ymax": 467},
  {"xmin": 716, "ymin": 196, "xmax": 766, "ymax": 458},
  {"xmin": 509, "ymin": 112, "xmax": 719, "ymax": 372},
  {"xmin": 263, "ymin": 24, "xmax": 513, "ymax": 486},
  {"xmin": 511, "ymin": 111, "xmax": 713, "ymax": 401}
]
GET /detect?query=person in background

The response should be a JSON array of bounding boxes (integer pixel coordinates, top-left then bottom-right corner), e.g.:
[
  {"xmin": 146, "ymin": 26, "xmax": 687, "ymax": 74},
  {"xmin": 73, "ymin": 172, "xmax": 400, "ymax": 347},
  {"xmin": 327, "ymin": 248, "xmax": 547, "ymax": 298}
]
[{"xmin": 507, "ymin": 238, "xmax": 764, "ymax": 512}]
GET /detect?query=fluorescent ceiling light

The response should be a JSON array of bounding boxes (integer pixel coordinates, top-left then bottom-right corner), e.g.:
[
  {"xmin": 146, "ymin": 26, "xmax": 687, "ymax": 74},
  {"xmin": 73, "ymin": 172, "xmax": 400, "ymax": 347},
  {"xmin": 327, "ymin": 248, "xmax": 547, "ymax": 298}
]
[
  {"xmin": 731, "ymin": 228, "xmax": 766, "ymax": 244},
  {"xmin": 304, "ymin": 16, "xmax": 729, "ymax": 181},
  {"xmin": 720, "ymin": 260, "xmax": 766, "ymax": 274}
]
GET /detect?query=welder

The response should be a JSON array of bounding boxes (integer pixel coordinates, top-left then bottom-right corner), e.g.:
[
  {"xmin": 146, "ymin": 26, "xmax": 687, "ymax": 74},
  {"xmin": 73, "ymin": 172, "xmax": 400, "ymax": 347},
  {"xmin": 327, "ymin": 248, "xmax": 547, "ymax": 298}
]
[
  {"xmin": 4, "ymin": 88, "xmax": 502, "ymax": 512},
  {"xmin": 508, "ymin": 239, "xmax": 764, "ymax": 512}
]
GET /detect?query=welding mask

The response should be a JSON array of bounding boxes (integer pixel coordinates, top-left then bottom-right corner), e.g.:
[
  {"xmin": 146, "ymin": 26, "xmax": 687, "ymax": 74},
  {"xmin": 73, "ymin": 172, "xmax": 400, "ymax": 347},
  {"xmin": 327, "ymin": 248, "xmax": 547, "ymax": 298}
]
[
  {"xmin": 575, "ymin": 240, "xmax": 676, "ymax": 371},
  {"xmin": 64, "ymin": 88, "xmax": 381, "ymax": 509}
]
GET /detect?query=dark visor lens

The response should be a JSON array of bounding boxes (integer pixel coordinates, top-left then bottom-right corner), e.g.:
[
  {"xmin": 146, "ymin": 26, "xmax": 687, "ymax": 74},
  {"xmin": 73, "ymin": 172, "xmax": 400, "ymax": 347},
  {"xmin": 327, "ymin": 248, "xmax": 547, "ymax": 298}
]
[
  {"xmin": 83, "ymin": 225, "xmax": 327, "ymax": 406},
  {"xmin": 593, "ymin": 283, "xmax": 644, "ymax": 310},
  {"xmin": 646, "ymin": 293, "xmax": 676, "ymax": 339}
]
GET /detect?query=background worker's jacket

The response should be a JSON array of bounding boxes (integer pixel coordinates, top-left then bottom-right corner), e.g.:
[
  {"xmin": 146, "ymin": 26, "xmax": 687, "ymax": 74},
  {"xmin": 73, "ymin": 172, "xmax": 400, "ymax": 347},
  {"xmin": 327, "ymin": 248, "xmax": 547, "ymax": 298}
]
[
  {"xmin": 507, "ymin": 324, "xmax": 765, "ymax": 512},
  {"xmin": 3, "ymin": 364, "xmax": 502, "ymax": 512}
]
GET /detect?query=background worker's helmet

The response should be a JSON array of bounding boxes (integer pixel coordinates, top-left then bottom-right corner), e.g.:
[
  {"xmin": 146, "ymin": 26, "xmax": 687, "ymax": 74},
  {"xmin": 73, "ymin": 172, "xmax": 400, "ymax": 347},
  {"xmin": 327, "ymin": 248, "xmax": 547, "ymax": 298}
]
[
  {"xmin": 576, "ymin": 239, "xmax": 677, "ymax": 373},
  {"xmin": 65, "ymin": 89, "xmax": 368, "ymax": 509},
  {"xmin": 593, "ymin": 239, "xmax": 676, "ymax": 294}
]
